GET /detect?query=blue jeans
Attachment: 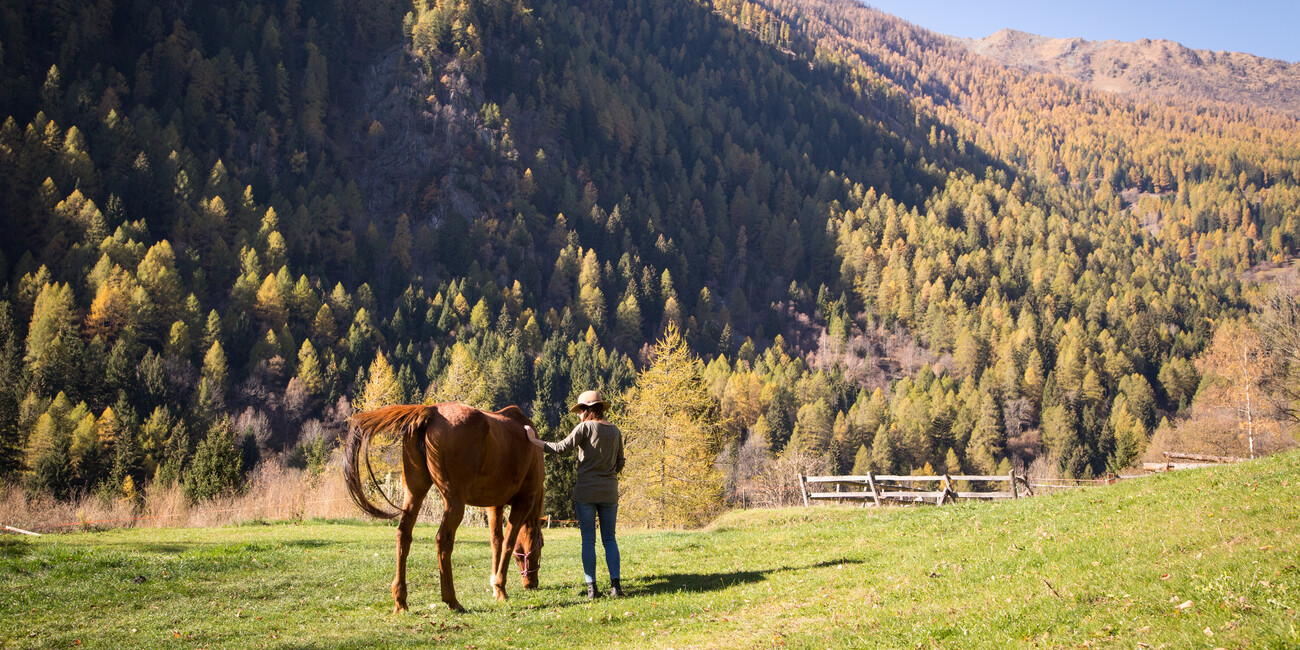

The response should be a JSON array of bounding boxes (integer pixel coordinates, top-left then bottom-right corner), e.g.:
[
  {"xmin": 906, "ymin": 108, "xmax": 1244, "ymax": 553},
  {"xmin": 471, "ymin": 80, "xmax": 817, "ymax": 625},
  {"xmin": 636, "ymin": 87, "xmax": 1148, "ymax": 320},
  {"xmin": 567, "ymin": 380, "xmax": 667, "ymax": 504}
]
[{"xmin": 573, "ymin": 501, "xmax": 620, "ymax": 584}]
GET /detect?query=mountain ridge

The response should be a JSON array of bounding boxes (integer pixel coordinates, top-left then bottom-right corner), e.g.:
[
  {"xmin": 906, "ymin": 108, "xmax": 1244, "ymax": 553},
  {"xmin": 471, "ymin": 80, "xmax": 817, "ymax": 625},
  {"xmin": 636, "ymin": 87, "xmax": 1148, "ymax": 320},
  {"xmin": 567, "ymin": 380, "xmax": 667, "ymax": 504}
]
[{"xmin": 962, "ymin": 27, "xmax": 1300, "ymax": 115}]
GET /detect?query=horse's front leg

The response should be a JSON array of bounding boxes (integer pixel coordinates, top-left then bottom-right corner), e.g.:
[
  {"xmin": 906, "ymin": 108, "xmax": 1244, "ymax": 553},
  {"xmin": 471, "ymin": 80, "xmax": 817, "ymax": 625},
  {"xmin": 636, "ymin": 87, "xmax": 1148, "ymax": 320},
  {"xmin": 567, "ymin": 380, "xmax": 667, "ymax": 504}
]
[
  {"xmin": 393, "ymin": 483, "xmax": 429, "ymax": 613},
  {"xmin": 493, "ymin": 506, "xmax": 530, "ymax": 602},
  {"xmin": 435, "ymin": 500, "xmax": 466, "ymax": 611},
  {"xmin": 486, "ymin": 506, "xmax": 508, "ymax": 600}
]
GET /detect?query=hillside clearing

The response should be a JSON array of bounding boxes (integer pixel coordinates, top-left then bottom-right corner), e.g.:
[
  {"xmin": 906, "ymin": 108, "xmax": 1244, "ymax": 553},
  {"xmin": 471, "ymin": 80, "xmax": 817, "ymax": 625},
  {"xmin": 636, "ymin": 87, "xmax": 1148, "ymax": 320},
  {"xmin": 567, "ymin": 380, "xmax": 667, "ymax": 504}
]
[{"xmin": 3, "ymin": 452, "xmax": 1298, "ymax": 649}]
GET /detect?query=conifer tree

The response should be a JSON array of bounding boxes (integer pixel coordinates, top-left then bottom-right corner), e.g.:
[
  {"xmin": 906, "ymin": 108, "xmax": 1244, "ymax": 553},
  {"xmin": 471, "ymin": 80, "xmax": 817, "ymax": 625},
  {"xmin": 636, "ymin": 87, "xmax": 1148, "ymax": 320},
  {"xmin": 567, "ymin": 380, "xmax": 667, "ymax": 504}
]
[
  {"xmin": 355, "ymin": 351, "xmax": 401, "ymax": 413},
  {"xmin": 790, "ymin": 398, "xmax": 833, "ymax": 457},
  {"xmin": 25, "ymin": 282, "xmax": 82, "ymax": 398},
  {"xmin": 297, "ymin": 340, "xmax": 325, "ymax": 397},
  {"xmin": 619, "ymin": 324, "xmax": 725, "ymax": 527},
  {"xmin": 184, "ymin": 419, "xmax": 244, "ymax": 503},
  {"xmin": 850, "ymin": 443, "xmax": 872, "ymax": 475},
  {"xmin": 0, "ymin": 302, "xmax": 26, "ymax": 476},
  {"xmin": 432, "ymin": 343, "xmax": 489, "ymax": 407},
  {"xmin": 870, "ymin": 424, "xmax": 896, "ymax": 474}
]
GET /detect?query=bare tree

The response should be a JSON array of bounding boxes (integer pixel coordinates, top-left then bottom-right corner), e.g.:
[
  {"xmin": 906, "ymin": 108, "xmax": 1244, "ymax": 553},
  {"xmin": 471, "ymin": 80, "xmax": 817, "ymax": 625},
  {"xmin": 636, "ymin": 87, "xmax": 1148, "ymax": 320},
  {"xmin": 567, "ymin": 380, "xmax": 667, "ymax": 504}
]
[{"xmin": 1256, "ymin": 283, "xmax": 1300, "ymax": 425}]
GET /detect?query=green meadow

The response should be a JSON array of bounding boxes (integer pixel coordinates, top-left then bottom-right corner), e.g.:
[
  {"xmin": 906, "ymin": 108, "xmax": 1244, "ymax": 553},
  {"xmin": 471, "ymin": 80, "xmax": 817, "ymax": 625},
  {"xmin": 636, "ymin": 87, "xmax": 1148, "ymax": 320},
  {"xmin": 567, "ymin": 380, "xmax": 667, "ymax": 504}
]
[{"xmin": 3, "ymin": 452, "xmax": 1298, "ymax": 649}]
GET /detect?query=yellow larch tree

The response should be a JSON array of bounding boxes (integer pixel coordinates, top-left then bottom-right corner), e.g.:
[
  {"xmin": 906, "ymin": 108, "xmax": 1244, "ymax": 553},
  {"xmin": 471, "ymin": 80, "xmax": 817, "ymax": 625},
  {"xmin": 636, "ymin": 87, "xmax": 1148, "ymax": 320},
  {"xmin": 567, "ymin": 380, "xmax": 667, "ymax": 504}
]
[{"xmin": 618, "ymin": 324, "xmax": 728, "ymax": 528}]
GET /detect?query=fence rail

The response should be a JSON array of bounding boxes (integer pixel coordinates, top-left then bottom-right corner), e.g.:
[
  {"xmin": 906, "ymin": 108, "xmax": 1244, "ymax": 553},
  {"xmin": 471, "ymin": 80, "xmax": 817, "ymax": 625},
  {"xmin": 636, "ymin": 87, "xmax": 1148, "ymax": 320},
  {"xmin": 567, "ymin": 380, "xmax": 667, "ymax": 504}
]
[
  {"xmin": 799, "ymin": 471, "xmax": 1033, "ymax": 507},
  {"xmin": 1143, "ymin": 451, "xmax": 1244, "ymax": 473}
]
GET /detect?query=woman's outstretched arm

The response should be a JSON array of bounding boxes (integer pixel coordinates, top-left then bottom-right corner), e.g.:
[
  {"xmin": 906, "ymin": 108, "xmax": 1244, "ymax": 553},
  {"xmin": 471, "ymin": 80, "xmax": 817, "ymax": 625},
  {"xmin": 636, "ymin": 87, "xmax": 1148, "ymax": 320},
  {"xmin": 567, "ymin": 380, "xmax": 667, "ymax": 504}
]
[{"xmin": 527, "ymin": 423, "xmax": 582, "ymax": 454}]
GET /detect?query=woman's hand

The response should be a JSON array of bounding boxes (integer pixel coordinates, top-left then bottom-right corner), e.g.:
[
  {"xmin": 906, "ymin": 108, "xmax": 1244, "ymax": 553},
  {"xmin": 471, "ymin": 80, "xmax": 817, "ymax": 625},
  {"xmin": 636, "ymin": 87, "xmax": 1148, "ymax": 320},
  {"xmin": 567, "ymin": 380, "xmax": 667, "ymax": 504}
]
[{"xmin": 524, "ymin": 425, "xmax": 546, "ymax": 449}]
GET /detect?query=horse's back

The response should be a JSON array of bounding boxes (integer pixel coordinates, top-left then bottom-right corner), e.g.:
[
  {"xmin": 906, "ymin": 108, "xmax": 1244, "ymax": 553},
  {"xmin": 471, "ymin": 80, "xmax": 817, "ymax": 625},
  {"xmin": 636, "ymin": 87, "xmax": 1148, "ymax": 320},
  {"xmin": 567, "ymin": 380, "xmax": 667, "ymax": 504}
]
[
  {"xmin": 493, "ymin": 405, "xmax": 533, "ymax": 427},
  {"xmin": 423, "ymin": 403, "xmax": 541, "ymax": 507}
]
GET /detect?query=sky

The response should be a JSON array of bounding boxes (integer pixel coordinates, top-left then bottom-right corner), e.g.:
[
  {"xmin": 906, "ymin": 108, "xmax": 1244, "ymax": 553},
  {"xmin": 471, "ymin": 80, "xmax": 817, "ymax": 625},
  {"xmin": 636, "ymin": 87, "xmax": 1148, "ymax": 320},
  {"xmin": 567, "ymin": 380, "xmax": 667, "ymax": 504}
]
[{"xmin": 862, "ymin": 1, "xmax": 1300, "ymax": 63}]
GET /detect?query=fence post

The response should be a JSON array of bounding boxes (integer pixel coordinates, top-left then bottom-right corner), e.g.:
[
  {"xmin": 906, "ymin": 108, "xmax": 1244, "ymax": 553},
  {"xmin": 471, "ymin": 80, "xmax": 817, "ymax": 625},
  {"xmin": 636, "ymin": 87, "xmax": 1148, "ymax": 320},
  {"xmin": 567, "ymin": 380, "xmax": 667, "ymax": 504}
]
[
  {"xmin": 939, "ymin": 474, "xmax": 952, "ymax": 505},
  {"xmin": 866, "ymin": 471, "xmax": 881, "ymax": 507},
  {"xmin": 799, "ymin": 473, "xmax": 809, "ymax": 507},
  {"xmin": 1009, "ymin": 470, "xmax": 1018, "ymax": 499}
]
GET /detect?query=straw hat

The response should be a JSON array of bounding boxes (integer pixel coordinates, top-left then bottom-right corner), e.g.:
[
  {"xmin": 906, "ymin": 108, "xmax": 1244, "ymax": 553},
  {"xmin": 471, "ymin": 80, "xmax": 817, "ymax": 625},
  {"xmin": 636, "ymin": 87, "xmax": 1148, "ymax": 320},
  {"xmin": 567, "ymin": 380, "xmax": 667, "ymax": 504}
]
[{"xmin": 570, "ymin": 389, "xmax": 609, "ymax": 413}]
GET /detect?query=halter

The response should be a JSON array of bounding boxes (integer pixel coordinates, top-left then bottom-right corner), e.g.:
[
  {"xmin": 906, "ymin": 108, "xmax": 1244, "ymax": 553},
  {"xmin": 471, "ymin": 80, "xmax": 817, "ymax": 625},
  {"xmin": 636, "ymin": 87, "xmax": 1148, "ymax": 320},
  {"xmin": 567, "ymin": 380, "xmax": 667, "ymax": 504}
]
[{"xmin": 513, "ymin": 548, "xmax": 540, "ymax": 577}]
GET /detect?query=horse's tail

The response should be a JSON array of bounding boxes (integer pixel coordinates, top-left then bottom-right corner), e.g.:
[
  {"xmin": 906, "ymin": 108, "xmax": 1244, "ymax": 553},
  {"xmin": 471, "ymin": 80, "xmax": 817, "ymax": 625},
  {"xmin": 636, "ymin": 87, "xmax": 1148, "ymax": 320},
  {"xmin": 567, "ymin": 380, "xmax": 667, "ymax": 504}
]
[{"xmin": 343, "ymin": 404, "xmax": 438, "ymax": 520}]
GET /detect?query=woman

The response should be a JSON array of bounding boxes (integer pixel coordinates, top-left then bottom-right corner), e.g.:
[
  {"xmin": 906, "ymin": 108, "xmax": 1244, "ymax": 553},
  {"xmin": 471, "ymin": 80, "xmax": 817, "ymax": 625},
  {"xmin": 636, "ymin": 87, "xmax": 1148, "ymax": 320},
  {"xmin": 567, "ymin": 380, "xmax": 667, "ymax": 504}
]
[{"xmin": 525, "ymin": 389, "xmax": 625, "ymax": 598}]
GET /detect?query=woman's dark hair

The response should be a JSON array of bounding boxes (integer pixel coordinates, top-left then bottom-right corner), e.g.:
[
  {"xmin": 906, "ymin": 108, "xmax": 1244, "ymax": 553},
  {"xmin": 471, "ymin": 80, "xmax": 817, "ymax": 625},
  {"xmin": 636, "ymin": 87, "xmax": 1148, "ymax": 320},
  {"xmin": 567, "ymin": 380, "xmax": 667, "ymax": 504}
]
[{"xmin": 580, "ymin": 403, "xmax": 607, "ymax": 420}]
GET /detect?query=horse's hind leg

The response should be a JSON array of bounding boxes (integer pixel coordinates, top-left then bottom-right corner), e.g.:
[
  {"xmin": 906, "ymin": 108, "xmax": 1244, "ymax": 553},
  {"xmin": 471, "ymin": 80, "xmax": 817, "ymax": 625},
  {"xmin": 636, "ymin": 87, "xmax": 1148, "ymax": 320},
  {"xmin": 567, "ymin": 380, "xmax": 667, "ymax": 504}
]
[
  {"xmin": 486, "ymin": 505, "xmax": 507, "ymax": 600},
  {"xmin": 435, "ymin": 500, "xmax": 466, "ymax": 611},
  {"xmin": 392, "ymin": 480, "xmax": 430, "ymax": 614}
]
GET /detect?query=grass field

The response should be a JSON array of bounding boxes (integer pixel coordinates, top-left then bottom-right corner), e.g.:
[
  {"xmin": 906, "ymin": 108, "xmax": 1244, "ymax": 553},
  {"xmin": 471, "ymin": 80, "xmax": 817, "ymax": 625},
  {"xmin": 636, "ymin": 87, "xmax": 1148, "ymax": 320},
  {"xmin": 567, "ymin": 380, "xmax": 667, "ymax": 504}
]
[{"xmin": 2, "ymin": 452, "xmax": 1298, "ymax": 649}]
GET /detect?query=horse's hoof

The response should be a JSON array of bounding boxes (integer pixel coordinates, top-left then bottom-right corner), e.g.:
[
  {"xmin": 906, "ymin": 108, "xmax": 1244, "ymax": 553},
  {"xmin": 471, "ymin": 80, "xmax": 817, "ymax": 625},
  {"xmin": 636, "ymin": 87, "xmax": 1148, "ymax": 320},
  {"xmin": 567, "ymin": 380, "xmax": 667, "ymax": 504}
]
[
  {"xmin": 494, "ymin": 590, "xmax": 508, "ymax": 602},
  {"xmin": 447, "ymin": 601, "xmax": 465, "ymax": 612},
  {"xmin": 394, "ymin": 603, "xmax": 408, "ymax": 614}
]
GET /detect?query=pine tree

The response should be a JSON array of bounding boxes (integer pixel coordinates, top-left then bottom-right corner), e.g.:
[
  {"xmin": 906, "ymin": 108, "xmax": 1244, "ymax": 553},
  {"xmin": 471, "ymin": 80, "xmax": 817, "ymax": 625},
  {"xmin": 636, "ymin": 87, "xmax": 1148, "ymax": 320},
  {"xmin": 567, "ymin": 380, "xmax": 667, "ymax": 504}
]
[
  {"xmin": 619, "ymin": 324, "xmax": 726, "ymax": 527},
  {"xmin": 869, "ymin": 424, "xmax": 896, "ymax": 474},
  {"xmin": 68, "ymin": 407, "xmax": 102, "ymax": 484},
  {"xmin": 390, "ymin": 213, "xmax": 413, "ymax": 271},
  {"xmin": 184, "ymin": 419, "xmax": 244, "ymax": 502},
  {"xmin": 136, "ymin": 241, "xmax": 184, "ymax": 331},
  {"xmin": 614, "ymin": 291, "xmax": 642, "ymax": 350},
  {"xmin": 23, "ymin": 393, "xmax": 74, "ymax": 496},
  {"xmin": 1107, "ymin": 398, "xmax": 1147, "ymax": 473},
  {"xmin": 255, "ymin": 273, "xmax": 289, "ymax": 329},
  {"xmin": 297, "ymin": 340, "xmax": 325, "ymax": 397},
  {"xmin": 311, "ymin": 303, "xmax": 337, "ymax": 344},
  {"xmin": 967, "ymin": 390, "xmax": 1004, "ymax": 474},
  {"xmin": 355, "ymin": 350, "xmax": 402, "ymax": 412},
  {"xmin": 0, "ymin": 302, "xmax": 26, "ymax": 476},
  {"xmin": 139, "ymin": 406, "xmax": 176, "ymax": 477},
  {"xmin": 790, "ymin": 398, "xmax": 833, "ymax": 457},
  {"xmin": 431, "ymin": 343, "xmax": 489, "ymax": 407},
  {"xmin": 850, "ymin": 443, "xmax": 872, "ymax": 475},
  {"xmin": 25, "ymin": 282, "xmax": 82, "ymax": 398},
  {"xmin": 165, "ymin": 320, "xmax": 193, "ymax": 359}
]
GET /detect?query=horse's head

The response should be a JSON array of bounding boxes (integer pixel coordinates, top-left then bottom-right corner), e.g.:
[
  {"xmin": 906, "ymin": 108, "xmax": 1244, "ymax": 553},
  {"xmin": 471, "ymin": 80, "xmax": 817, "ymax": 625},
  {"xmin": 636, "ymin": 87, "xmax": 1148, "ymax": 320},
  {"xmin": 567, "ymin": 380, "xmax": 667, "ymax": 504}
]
[{"xmin": 513, "ymin": 523, "xmax": 544, "ymax": 589}]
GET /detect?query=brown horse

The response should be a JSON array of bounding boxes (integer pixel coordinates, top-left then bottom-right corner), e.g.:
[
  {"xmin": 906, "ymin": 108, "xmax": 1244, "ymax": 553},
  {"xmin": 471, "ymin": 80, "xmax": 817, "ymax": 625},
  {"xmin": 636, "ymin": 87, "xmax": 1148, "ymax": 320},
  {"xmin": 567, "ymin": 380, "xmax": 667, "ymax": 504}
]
[{"xmin": 343, "ymin": 402, "xmax": 545, "ymax": 612}]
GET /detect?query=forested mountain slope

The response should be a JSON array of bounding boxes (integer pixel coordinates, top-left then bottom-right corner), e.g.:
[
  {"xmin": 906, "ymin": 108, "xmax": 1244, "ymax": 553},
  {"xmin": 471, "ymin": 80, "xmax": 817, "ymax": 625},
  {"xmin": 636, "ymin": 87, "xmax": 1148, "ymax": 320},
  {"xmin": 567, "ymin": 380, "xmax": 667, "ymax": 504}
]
[{"xmin": 1, "ymin": 0, "xmax": 1297, "ymax": 521}]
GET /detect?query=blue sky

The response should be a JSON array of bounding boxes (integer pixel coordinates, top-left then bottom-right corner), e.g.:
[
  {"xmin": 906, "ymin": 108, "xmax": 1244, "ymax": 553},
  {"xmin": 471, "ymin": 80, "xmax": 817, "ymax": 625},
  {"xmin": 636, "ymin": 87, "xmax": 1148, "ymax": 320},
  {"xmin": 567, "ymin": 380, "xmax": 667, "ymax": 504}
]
[{"xmin": 862, "ymin": 1, "xmax": 1300, "ymax": 63}]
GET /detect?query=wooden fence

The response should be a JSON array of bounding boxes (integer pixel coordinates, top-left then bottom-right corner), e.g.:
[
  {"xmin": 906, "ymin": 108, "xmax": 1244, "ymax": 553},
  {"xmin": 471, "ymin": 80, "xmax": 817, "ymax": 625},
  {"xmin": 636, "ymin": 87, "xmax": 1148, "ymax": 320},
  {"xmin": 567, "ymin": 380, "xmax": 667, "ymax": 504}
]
[
  {"xmin": 798, "ymin": 471, "xmax": 1033, "ymax": 507},
  {"xmin": 800, "ymin": 450, "xmax": 1247, "ymax": 509},
  {"xmin": 1142, "ymin": 451, "xmax": 1243, "ymax": 473}
]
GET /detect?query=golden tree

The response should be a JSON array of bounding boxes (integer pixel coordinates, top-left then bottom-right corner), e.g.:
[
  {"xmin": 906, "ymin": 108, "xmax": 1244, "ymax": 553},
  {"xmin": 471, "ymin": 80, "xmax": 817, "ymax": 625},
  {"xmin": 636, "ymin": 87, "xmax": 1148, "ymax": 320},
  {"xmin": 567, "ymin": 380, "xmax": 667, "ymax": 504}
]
[
  {"xmin": 618, "ymin": 324, "xmax": 727, "ymax": 528},
  {"xmin": 1194, "ymin": 320, "xmax": 1272, "ymax": 458},
  {"xmin": 355, "ymin": 351, "xmax": 402, "ymax": 413},
  {"xmin": 354, "ymin": 350, "xmax": 405, "ymax": 486},
  {"xmin": 429, "ymin": 342, "xmax": 490, "ymax": 407}
]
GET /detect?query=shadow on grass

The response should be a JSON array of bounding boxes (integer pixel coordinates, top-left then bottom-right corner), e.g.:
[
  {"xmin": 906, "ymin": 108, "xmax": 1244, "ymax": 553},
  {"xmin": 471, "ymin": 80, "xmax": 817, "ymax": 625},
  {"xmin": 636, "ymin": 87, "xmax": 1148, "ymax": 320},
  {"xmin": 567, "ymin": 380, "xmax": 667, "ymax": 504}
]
[
  {"xmin": 0, "ymin": 536, "xmax": 32, "ymax": 560},
  {"xmin": 631, "ymin": 558, "xmax": 865, "ymax": 597},
  {"xmin": 278, "ymin": 538, "xmax": 336, "ymax": 549},
  {"xmin": 508, "ymin": 558, "xmax": 867, "ymax": 606}
]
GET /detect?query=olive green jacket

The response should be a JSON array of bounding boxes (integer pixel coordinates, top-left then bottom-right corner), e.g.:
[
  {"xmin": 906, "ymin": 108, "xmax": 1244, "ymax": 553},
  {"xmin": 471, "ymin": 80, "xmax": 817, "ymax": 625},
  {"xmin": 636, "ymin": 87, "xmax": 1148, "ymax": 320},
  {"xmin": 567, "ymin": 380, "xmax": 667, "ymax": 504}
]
[{"xmin": 543, "ymin": 420, "xmax": 624, "ymax": 503}]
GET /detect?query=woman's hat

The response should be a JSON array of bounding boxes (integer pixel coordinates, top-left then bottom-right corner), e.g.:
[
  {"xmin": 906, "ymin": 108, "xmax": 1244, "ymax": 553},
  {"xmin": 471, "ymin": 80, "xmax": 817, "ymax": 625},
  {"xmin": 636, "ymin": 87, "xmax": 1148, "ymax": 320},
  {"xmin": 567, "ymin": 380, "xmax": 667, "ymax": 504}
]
[{"xmin": 570, "ymin": 389, "xmax": 609, "ymax": 413}]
